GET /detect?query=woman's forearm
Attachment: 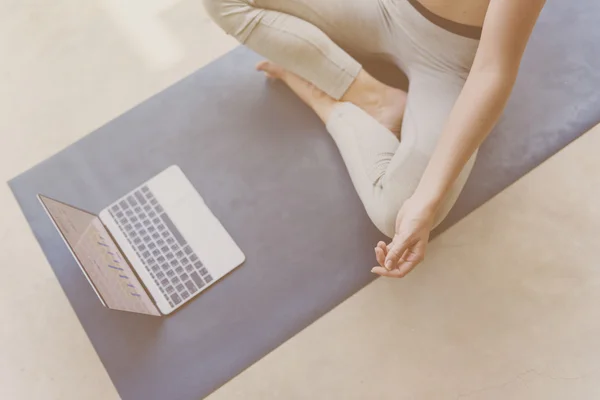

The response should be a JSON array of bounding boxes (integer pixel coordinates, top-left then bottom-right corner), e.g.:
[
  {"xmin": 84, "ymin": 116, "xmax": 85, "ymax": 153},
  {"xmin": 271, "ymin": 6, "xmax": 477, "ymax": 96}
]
[{"xmin": 412, "ymin": 69, "xmax": 516, "ymax": 212}]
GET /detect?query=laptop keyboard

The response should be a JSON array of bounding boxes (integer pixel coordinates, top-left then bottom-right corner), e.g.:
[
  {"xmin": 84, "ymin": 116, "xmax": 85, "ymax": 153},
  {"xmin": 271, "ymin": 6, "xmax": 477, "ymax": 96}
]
[{"xmin": 109, "ymin": 185, "xmax": 213, "ymax": 308}]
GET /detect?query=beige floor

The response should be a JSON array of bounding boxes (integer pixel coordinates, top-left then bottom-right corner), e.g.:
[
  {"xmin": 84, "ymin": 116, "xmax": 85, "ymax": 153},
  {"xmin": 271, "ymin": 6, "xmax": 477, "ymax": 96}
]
[
  {"xmin": 209, "ymin": 127, "xmax": 600, "ymax": 400},
  {"xmin": 1, "ymin": 1, "xmax": 599, "ymax": 399}
]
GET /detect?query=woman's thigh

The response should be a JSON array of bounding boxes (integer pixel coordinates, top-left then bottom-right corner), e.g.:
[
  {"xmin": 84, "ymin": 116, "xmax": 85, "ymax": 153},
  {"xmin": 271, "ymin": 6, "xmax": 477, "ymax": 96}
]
[{"xmin": 253, "ymin": 0, "xmax": 394, "ymax": 57}]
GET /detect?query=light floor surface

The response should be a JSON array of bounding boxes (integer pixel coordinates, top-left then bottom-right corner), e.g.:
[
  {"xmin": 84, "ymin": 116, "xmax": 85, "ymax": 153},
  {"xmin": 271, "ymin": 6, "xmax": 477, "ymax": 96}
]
[{"xmin": 1, "ymin": 1, "xmax": 599, "ymax": 399}]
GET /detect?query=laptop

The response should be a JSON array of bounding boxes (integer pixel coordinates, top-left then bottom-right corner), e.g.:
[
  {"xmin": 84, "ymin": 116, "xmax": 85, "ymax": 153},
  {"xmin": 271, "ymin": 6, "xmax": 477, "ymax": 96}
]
[{"xmin": 38, "ymin": 165, "xmax": 245, "ymax": 316}]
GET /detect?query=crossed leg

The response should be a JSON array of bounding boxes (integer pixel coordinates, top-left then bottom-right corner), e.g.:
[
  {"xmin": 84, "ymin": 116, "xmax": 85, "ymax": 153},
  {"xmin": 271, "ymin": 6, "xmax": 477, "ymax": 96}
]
[{"xmin": 204, "ymin": 0, "xmax": 477, "ymax": 237}]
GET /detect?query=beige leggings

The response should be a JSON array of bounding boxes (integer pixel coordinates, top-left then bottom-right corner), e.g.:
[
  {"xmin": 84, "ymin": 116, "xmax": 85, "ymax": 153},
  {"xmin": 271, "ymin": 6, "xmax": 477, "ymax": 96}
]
[{"xmin": 204, "ymin": 0, "xmax": 481, "ymax": 237}]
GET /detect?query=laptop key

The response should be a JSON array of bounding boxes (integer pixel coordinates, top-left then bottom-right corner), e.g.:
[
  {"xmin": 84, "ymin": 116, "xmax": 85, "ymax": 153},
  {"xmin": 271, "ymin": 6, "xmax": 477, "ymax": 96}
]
[
  {"xmin": 181, "ymin": 291, "xmax": 190, "ymax": 300},
  {"xmin": 170, "ymin": 293, "xmax": 182, "ymax": 305},
  {"xmin": 156, "ymin": 271, "xmax": 165, "ymax": 279},
  {"xmin": 184, "ymin": 246, "xmax": 193, "ymax": 255},
  {"xmin": 166, "ymin": 285, "xmax": 175, "ymax": 294},
  {"xmin": 127, "ymin": 195, "xmax": 137, "ymax": 207},
  {"xmin": 175, "ymin": 266, "xmax": 184, "ymax": 274},
  {"xmin": 205, "ymin": 275, "xmax": 213, "ymax": 284},
  {"xmin": 199, "ymin": 267, "xmax": 209, "ymax": 277},
  {"xmin": 134, "ymin": 191, "xmax": 147, "ymax": 205},
  {"xmin": 190, "ymin": 272, "xmax": 205, "ymax": 289},
  {"xmin": 166, "ymin": 270, "xmax": 175, "ymax": 278},
  {"xmin": 159, "ymin": 213, "xmax": 187, "ymax": 246},
  {"xmin": 175, "ymin": 284, "xmax": 185, "ymax": 292},
  {"xmin": 184, "ymin": 280, "xmax": 197, "ymax": 293},
  {"xmin": 119, "ymin": 200, "xmax": 128, "ymax": 209}
]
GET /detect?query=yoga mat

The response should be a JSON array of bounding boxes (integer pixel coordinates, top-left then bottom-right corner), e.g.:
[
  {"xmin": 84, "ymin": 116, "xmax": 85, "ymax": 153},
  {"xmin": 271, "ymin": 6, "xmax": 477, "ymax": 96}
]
[{"xmin": 9, "ymin": 1, "xmax": 600, "ymax": 399}]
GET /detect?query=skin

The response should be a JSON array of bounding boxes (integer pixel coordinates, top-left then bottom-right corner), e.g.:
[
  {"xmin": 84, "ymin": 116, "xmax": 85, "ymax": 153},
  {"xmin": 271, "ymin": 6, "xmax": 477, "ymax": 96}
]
[
  {"xmin": 258, "ymin": 0, "xmax": 547, "ymax": 278},
  {"xmin": 374, "ymin": 0, "xmax": 547, "ymax": 277}
]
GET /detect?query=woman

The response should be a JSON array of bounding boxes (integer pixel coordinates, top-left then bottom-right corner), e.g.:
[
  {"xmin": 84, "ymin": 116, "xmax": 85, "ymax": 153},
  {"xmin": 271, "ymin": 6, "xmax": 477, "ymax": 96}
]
[{"xmin": 203, "ymin": 0, "xmax": 546, "ymax": 277}]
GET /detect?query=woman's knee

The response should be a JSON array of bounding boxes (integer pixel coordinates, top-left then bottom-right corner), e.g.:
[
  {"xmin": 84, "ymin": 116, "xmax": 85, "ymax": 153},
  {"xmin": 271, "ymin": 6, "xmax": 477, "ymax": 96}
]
[
  {"xmin": 368, "ymin": 199, "xmax": 403, "ymax": 239},
  {"xmin": 370, "ymin": 194, "xmax": 452, "ymax": 238},
  {"xmin": 203, "ymin": 0, "xmax": 254, "ymax": 36}
]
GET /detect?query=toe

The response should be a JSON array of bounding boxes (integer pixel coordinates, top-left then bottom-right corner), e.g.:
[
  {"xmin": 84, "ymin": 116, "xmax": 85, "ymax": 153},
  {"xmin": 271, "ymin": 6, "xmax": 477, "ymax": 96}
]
[{"xmin": 256, "ymin": 60, "xmax": 284, "ymax": 79}]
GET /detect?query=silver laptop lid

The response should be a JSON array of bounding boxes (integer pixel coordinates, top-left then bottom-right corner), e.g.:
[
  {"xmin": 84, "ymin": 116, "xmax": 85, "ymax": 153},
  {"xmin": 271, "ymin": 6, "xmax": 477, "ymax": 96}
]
[{"xmin": 39, "ymin": 195, "xmax": 160, "ymax": 316}]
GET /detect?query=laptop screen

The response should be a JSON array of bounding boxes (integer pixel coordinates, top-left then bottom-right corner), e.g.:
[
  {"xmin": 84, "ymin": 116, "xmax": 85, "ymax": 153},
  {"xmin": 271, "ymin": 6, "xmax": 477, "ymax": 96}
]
[{"xmin": 39, "ymin": 195, "xmax": 160, "ymax": 316}]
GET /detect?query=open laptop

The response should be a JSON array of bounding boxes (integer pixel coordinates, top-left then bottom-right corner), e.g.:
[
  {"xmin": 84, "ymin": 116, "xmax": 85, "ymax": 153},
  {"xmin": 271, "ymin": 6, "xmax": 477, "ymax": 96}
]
[{"xmin": 38, "ymin": 165, "xmax": 245, "ymax": 316}]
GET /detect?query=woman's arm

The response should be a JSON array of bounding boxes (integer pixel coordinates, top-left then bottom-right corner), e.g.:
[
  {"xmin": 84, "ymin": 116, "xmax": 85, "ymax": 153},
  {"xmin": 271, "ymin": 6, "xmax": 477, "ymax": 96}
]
[
  {"xmin": 412, "ymin": 0, "xmax": 547, "ymax": 210},
  {"xmin": 374, "ymin": 0, "xmax": 547, "ymax": 277}
]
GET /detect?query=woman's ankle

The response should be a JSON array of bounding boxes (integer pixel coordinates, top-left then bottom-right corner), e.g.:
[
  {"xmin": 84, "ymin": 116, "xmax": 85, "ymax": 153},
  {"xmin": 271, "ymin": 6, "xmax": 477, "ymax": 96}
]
[
  {"xmin": 340, "ymin": 69, "xmax": 407, "ymax": 135},
  {"xmin": 342, "ymin": 69, "xmax": 396, "ymax": 110}
]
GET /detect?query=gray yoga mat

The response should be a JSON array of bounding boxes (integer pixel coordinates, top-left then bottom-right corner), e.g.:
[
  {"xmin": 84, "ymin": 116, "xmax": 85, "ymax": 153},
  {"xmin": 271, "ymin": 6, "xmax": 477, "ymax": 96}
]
[{"xmin": 9, "ymin": 1, "xmax": 600, "ymax": 399}]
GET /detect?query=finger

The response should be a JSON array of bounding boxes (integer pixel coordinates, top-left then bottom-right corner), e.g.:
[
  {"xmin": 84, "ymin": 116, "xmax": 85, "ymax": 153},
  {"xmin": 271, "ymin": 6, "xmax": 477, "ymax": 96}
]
[
  {"xmin": 371, "ymin": 266, "xmax": 407, "ymax": 278},
  {"xmin": 397, "ymin": 261, "xmax": 420, "ymax": 277},
  {"xmin": 374, "ymin": 247, "xmax": 386, "ymax": 268},
  {"xmin": 377, "ymin": 241, "xmax": 388, "ymax": 260},
  {"xmin": 384, "ymin": 236, "xmax": 411, "ymax": 270},
  {"xmin": 396, "ymin": 241, "xmax": 426, "ymax": 276}
]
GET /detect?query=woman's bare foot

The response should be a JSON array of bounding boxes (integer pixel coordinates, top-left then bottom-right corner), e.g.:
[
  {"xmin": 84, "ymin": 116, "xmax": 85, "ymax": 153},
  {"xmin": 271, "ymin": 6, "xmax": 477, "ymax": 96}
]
[
  {"xmin": 343, "ymin": 70, "xmax": 407, "ymax": 137},
  {"xmin": 257, "ymin": 61, "xmax": 336, "ymax": 122},
  {"xmin": 257, "ymin": 61, "xmax": 407, "ymax": 137}
]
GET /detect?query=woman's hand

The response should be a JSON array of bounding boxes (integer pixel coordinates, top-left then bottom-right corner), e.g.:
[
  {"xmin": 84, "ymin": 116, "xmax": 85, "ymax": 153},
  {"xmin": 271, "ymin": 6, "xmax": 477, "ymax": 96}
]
[{"xmin": 372, "ymin": 197, "xmax": 436, "ymax": 278}]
